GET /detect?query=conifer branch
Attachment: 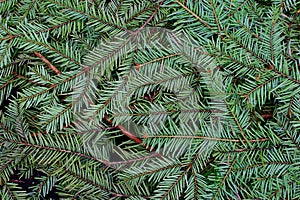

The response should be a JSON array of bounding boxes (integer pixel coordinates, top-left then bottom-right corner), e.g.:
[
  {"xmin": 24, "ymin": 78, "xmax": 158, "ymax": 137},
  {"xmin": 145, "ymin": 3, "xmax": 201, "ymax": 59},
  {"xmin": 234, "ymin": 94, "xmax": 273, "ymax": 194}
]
[
  {"xmin": 269, "ymin": 181, "xmax": 295, "ymax": 199},
  {"xmin": 63, "ymin": 167, "xmax": 131, "ymax": 198},
  {"xmin": 34, "ymin": 52, "xmax": 61, "ymax": 74},
  {"xmin": 212, "ymin": 158, "xmax": 237, "ymax": 200},
  {"xmin": 174, "ymin": 0, "xmax": 212, "ymax": 29},
  {"xmin": 232, "ymin": 161, "xmax": 292, "ymax": 172},
  {"xmin": 144, "ymin": 135, "xmax": 271, "ymax": 143},
  {"xmin": 0, "ymin": 75, "xmax": 16, "ymax": 90},
  {"xmin": 0, "ymin": 1, "xmax": 299, "ymax": 198},
  {"xmin": 103, "ymin": 114, "xmax": 154, "ymax": 152},
  {"xmin": 137, "ymin": 0, "xmax": 165, "ymax": 31}
]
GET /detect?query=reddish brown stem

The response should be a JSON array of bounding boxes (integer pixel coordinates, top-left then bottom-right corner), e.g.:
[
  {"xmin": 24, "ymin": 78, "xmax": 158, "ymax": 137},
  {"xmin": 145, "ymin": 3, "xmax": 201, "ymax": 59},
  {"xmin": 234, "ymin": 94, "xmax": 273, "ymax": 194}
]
[
  {"xmin": 34, "ymin": 52, "xmax": 61, "ymax": 74},
  {"xmin": 103, "ymin": 114, "xmax": 153, "ymax": 151},
  {"xmin": 116, "ymin": 124, "xmax": 144, "ymax": 144},
  {"xmin": 0, "ymin": 75, "xmax": 16, "ymax": 90},
  {"xmin": 9, "ymin": 179, "xmax": 26, "ymax": 184},
  {"xmin": 137, "ymin": 0, "xmax": 165, "ymax": 31},
  {"xmin": 261, "ymin": 113, "xmax": 273, "ymax": 119}
]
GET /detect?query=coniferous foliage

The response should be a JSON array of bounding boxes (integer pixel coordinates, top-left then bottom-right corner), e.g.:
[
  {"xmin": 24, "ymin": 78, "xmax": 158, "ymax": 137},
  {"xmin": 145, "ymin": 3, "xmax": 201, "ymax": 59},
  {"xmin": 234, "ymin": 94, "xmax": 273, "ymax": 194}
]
[{"xmin": 0, "ymin": 0, "xmax": 300, "ymax": 199}]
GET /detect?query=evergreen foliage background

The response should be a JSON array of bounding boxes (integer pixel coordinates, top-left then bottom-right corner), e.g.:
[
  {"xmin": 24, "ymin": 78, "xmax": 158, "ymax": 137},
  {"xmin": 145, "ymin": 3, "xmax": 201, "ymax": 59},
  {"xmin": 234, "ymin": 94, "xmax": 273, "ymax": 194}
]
[{"xmin": 0, "ymin": 0, "xmax": 299, "ymax": 199}]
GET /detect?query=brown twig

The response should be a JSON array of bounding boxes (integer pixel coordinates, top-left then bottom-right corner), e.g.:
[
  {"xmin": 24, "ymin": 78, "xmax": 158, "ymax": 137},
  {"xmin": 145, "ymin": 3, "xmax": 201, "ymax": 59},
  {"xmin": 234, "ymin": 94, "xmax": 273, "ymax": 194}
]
[
  {"xmin": 104, "ymin": 114, "xmax": 142, "ymax": 144},
  {"xmin": 137, "ymin": 0, "xmax": 165, "ymax": 31},
  {"xmin": 34, "ymin": 52, "xmax": 61, "ymax": 74},
  {"xmin": 0, "ymin": 75, "xmax": 17, "ymax": 90},
  {"xmin": 103, "ymin": 114, "xmax": 154, "ymax": 152},
  {"xmin": 116, "ymin": 124, "xmax": 144, "ymax": 145},
  {"xmin": 9, "ymin": 179, "xmax": 26, "ymax": 184},
  {"xmin": 261, "ymin": 113, "xmax": 273, "ymax": 119}
]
